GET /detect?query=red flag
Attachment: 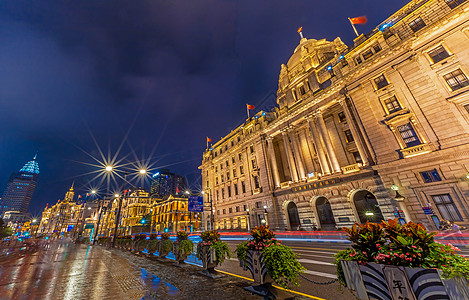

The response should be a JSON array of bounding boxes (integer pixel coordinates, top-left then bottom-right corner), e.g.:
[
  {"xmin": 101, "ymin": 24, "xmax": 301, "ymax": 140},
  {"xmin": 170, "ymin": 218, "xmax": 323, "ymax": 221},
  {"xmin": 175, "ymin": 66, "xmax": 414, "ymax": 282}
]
[
  {"xmin": 349, "ymin": 16, "xmax": 367, "ymax": 25},
  {"xmin": 246, "ymin": 104, "xmax": 255, "ymax": 110},
  {"xmin": 176, "ymin": 187, "xmax": 180, "ymax": 194},
  {"xmin": 207, "ymin": 137, "xmax": 212, "ymax": 142},
  {"xmin": 78, "ymin": 195, "xmax": 82, "ymax": 198}
]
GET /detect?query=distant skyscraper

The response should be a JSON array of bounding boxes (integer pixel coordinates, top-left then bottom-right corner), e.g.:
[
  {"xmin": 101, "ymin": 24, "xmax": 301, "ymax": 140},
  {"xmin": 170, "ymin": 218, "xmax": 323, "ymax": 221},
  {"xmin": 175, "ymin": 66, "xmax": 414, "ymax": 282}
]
[
  {"xmin": 150, "ymin": 169, "xmax": 187, "ymax": 198},
  {"xmin": 1, "ymin": 155, "xmax": 39, "ymax": 216}
]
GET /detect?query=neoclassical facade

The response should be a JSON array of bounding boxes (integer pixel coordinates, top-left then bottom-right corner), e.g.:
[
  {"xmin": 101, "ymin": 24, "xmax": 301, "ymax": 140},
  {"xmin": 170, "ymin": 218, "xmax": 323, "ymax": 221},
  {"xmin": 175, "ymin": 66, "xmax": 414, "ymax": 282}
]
[{"xmin": 200, "ymin": 0, "xmax": 469, "ymax": 231}]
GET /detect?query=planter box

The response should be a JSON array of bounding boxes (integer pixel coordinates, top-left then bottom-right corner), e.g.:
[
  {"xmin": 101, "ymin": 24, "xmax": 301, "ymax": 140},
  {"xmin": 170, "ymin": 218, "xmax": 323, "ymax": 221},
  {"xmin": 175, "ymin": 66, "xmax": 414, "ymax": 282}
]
[
  {"xmin": 158, "ymin": 240, "xmax": 172, "ymax": 258},
  {"xmin": 341, "ymin": 261, "xmax": 469, "ymax": 300},
  {"xmin": 245, "ymin": 250, "xmax": 271, "ymax": 285},
  {"xmin": 199, "ymin": 245, "xmax": 217, "ymax": 270},
  {"xmin": 174, "ymin": 242, "xmax": 189, "ymax": 263}
]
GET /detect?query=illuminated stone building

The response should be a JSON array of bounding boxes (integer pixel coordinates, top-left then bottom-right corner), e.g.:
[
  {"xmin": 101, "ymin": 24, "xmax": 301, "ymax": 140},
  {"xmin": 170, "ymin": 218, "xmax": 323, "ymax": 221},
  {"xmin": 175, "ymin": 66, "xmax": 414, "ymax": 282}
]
[
  {"xmin": 120, "ymin": 188, "xmax": 152, "ymax": 235},
  {"xmin": 152, "ymin": 195, "xmax": 201, "ymax": 233},
  {"xmin": 39, "ymin": 184, "xmax": 82, "ymax": 237},
  {"xmin": 201, "ymin": 0, "xmax": 469, "ymax": 231}
]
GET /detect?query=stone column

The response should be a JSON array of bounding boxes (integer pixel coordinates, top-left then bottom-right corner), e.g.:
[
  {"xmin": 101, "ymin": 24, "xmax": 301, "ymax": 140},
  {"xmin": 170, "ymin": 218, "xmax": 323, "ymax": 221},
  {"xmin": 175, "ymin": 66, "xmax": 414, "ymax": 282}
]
[
  {"xmin": 282, "ymin": 128, "xmax": 299, "ymax": 182},
  {"xmin": 315, "ymin": 111, "xmax": 341, "ymax": 173},
  {"xmin": 339, "ymin": 99, "xmax": 369, "ymax": 166},
  {"xmin": 266, "ymin": 136, "xmax": 281, "ymax": 188},
  {"xmin": 289, "ymin": 129, "xmax": 307, "ymax": 180},
  {"xmin": 306, "ymin": 115, "xmax": 331, "ymax": 175}
]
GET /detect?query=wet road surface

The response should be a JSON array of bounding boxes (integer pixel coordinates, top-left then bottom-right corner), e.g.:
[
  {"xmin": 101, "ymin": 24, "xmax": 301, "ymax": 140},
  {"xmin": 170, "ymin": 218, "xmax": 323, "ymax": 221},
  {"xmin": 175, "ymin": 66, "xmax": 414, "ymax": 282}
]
[{"xmin": 0, "ymin": 240, "xmax": 306, "ymax": 300}]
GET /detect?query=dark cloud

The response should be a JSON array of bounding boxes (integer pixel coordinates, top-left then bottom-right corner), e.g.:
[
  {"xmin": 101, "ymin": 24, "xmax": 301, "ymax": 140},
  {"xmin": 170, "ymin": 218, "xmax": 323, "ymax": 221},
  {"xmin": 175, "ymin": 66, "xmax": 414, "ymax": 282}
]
[{"xmin": 0, "ymin": 0, "xmax": 409, "ymax": 213}]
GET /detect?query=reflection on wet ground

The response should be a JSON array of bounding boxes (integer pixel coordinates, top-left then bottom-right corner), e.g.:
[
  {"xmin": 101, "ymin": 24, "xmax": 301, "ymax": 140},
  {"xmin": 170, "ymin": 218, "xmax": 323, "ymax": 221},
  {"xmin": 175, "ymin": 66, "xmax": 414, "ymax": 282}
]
[{"xmin": 0, "ymin": 240, "xmax": 303, "ymax": 299}]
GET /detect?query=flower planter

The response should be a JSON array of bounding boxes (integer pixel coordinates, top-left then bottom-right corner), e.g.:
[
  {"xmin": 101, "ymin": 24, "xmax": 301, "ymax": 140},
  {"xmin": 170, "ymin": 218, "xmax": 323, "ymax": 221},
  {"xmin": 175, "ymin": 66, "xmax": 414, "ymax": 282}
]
[
  {"xmin": 341, "ymin": 260, "xmax": 469, "ymax": 300},
  {"xmin": 245, "ymin": 250, "xmax": 271, "ymax": 285},
  {"xmin": 174, "ymin": 243, "xmax": 189, "ymax": 264},
  {"xmin": 199, "ymin": 245, "xmax": 217, "ymax": 271},
  {"xmin": 158, "ymin": 240, "xmax": 172, "ymax": 258}
]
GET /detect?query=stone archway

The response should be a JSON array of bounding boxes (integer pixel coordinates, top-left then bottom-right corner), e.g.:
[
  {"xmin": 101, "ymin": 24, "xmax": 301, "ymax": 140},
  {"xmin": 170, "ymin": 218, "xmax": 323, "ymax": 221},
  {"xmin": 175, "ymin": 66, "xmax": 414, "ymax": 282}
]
[
  {"xmin": 286, "ymin": 202, "xmax": 301, "ymax": 230},
  {"xmin": 353, "ymin": 190, "xmax": 384, "ymax": 223},
  {"xmin": 315, "ymin": 197, "xmax": 336, "ymax": 230}
]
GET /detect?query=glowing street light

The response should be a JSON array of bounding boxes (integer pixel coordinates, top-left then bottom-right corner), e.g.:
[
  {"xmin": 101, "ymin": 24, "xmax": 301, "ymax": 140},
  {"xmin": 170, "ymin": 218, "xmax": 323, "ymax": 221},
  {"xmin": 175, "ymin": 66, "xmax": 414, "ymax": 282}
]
[
  {"xmin": 91, "ymin": 190, "xmax": 96, "ymax": 194},
  {"xmin": 139, "ymin": 169, "xmax": 146, "ymax": 175},
  {"xmin": 114, "ymin": 193, "xmax": 119, "ymax": 198},
  {"xmin": 185, "ymin": 190, "xmax": 190, "ymax": 195},
  {"xmin": 32, "ymin": 219, "xmax": 37, "ymax": 223},
  {"xmin": 105, "ymin": 166, "xmax": 113, "ymax": 172}
]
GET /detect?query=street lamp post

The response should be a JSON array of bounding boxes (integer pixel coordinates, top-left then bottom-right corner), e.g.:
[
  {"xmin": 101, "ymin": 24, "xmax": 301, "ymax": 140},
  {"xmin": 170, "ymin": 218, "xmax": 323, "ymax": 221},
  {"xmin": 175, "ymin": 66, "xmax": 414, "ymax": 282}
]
[
  {"xmin": 92, "ymin": 189, "xmax": 107, "ymax": 244},
  {"xmin": 112, "ymin": 172, "xmax": 128, "ymax": 248},
  {"xmin": 263, "ymin": 206, "xmax": 269, "ymax": 226},
  {"xmin": 246, "ymin": 208, "xmax": 251, "ymax": 231}
]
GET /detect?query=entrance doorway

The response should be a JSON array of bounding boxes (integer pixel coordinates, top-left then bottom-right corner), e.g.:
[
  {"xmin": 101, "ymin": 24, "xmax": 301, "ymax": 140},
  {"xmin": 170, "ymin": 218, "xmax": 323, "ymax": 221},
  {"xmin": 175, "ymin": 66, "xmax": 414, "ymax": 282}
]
[
  {"xmin": 353, "ymin": 190, "xmax": 384, "ymax": 223},
  {"xmin": 315, "ymin": 197, "xmax": 336, "ymax": 230},
  {"xmin": 287, "ymin": 202, "xmax": 301, "ymax": 230}
]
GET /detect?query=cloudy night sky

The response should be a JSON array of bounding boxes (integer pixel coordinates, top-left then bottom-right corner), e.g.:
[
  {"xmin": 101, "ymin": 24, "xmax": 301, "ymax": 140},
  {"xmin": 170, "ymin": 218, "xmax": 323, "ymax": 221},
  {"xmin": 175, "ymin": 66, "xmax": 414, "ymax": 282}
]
[{"xmin": 0, "ymin": 0, "xmax": 409, "ymax": 214}]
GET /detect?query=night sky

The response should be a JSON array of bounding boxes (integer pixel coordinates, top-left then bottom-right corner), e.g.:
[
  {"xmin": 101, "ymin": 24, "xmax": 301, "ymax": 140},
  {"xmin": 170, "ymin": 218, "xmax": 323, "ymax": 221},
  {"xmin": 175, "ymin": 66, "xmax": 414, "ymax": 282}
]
[{"xmin": 0, "ymin": 0, "xmax": 409, "ymax": 215}]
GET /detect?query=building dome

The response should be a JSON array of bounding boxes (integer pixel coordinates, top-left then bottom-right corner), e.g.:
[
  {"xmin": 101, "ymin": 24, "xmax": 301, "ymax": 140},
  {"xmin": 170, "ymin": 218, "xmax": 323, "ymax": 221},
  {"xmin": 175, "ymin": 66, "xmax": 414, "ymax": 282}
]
[{"xmin": 19, "ymin": 155, "xmax": 39, "ymax": 175}]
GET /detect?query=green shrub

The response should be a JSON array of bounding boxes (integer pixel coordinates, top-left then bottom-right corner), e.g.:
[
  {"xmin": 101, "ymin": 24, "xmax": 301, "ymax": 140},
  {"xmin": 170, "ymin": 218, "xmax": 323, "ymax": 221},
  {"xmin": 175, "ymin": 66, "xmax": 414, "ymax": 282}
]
[
  {"xmin": 178, "ymin": 239, "xmax": 194, "ymax": 256},
  {"xmin": 262, "ymin": 244, "xmax": 305, "ymax": 288},
  {"xmin": 160, "ymin": 239, "xmax": 173, "ymax": 254}
]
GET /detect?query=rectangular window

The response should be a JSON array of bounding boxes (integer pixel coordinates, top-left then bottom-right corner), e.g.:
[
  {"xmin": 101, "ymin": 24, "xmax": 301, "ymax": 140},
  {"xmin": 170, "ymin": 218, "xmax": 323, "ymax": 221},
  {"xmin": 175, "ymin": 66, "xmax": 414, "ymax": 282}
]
[
  {"xmin": 241, "ymin": 181, "xmax": 246, "ymax": 193},
  {"xmin": 220, "ymin": 163, "xmax": 223, "ymax": 170},
  {"xmin": 374, "ymin": 75, "xmax": 389, "ymax": 90},
  {"xmin": 222, "ymin": 188, "xmax": 225, "ymax": 199},
  {"xmin": 234, "ymin": 183, "xmax": 238, "ymax": 195},
  {"xmin": 227, "ymin": 186, "xmax": 231, "ymax": 197},
  {"xmin": 238, "ymin": 153, "xmax": 242, "ymax": 161},
  {"xmin": 445, "ymin": 0, "xmax": 467, "ymax": 9},
  {"xmin": 384, "ymin": 96, "xmax": 402, "ymax": 114},
  {"xmin": 243, "ymin": 204, "xmax": 247, "ymax": 211},
  {"xmin": 221, "ymin": 175, "xmax": 224, "ymax": 182},
  {"xmin": 355, "ymin": 56, "xmax": 363, "ymax": 65},
  {"xmin": 223, "ymin": 209, "xmax": 226, "ymax": 214},
  {"xmin": 344, "ymin": 130, "xmax": 354, "ymax": 143},
  {"xmin": 240, "ymin": 165, "xmax": 244, "ymax": 175},
  {"xmin": 216, "ymin": 177, "xmax": 219, "ymax": 185},
  {"xmin": 216, "ymin": 190, "xmax": 219, "ymax": 201},
  {"xmin": 362, "ymin": 49, "xmax": 373, "ymax": 60},
  {"xmin": 397, "ymin": 123, "xmax": 421, "ymax": 148},
  {"xmin": 253, "ymin": 176, "xmax": 260, "ymax": 189},
  {"xmin": 443, "ymin": 69, "xmax": 469, "ymax": 91},
  {"xmin": 352, "ymin": 151, "xmax": 363, "ymax": 164},
  {"xmin": 232, "ymin": 157, "xmax": 235, "ymax": 164},
  {"xmin": 428, "ymin": 45, "xmax": 450, "ymax": 64},
  {"xmin": 256, "ymin": 202, "xmax": 261, "ymax": 208},
  {"xmin": 338, "ymin": 112, "xmax": 347, "ymax": 123},
  {"xmin": 420, "ymin": 169, "xmax": 442, "ymax": 183},
  {"xmin": 226, "ymin": 171, "xmax": 230, "ymax": 181},
  {"xmin": 233, "ymin": 168, "xmax": 237, "ymax": 178},
  {"xmin": 432, "ymin": 194, "xmax": 463, "ymax": 221},
  {"xmin": 229, "ymin": 208, "xmax": 232, "ymax": 213},
  {"xmin": 251, "ymin": 159, "xmax": 257, "ymax": 169},
  {"xmin": 409, "ymin": 17, "xmax": 426, "ymax": 32},
  {"xmin": 226, "ymin": 161, "xmax": 229, "ymax": 167},
  {"xmin": 217, "ymin": 210, "xmax": 220, "ymax": 215},
  {"xmin": 373, "ymin": 43, "xmax": 382, "ymax": 53},
  {"xmin": 206, "ymin": 180, "xmax": 209, "ymax": 188},
  {"xmin": 250, "ymin": 145, "xmax": 254, "ymax": 153},
  {"xmin": 215, "ymin": 166, "xmax": 218, "ymax": 173},
  {"xmin": 236, "ymin": 206, "xmax": 240, "ymax": 212},
  {"xmin": 299, "ymin": 85, "xmax": 306, "ymax": 95}
]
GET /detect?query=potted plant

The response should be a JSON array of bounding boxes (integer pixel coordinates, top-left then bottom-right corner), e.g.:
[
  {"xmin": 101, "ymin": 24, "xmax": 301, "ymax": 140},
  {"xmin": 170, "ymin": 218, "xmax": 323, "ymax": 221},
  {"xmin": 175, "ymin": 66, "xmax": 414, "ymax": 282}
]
[
  {"xmin": 133, "ymin": 234, "xmax": 147, "ymax": 254},
  {"xmin": 158, "ymin": 232, "xmax": 173, "ymax": 258},
  {"xmin": 335, "ymin": 219, "xmax": 469, "ymax": 300},
  {"xmin": 147, "ymin": 234, "xmax": 159, "ymax": 256},
  {"xmin": 236, "ymin": 225, "xmax": 304, "ymax": 290},
  {"xmin": 174, "ymin": 231, "xmax": 194, "ymax": 264},
  {"xmin": 196, "ymin": 230, "xmax": 230, "ymax": 277}
]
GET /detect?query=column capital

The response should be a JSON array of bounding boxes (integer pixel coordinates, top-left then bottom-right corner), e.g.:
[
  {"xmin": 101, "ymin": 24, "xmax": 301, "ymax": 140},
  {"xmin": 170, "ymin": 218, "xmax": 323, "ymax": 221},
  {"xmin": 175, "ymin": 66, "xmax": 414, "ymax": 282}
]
[{"xmin": 313, "ymin": 109, "xmax": 322, "ymax": 118}]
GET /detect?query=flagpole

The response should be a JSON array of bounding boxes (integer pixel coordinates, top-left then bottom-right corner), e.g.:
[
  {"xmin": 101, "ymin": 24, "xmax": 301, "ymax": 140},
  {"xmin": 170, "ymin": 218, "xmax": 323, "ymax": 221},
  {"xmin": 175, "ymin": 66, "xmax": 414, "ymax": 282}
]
[
  {"xmin": 348, "ymin": 18, "xmax": 359, "ymax": 37},
  {"xmin": 246, "ymin": 104, "xmax": 250, "ymax": 119}
]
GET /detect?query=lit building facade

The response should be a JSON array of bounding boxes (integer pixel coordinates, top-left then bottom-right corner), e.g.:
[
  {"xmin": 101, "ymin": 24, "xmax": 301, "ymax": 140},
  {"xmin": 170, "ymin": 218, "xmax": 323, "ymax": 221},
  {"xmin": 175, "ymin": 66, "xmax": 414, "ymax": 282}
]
[
  {"xmin": 39, "ymin": 184, "xmax": 82, "ymax": 237},
  {"xmin": 201, "ymin": 0, "xmax": 469, "ymax": 231},
  {"xmin": 1, "ymin": 155, "xmax": 39, "ymax": 218},
  {"xmin": 152, "ymin": 195, "xmax": 201, "ymax": 233}
]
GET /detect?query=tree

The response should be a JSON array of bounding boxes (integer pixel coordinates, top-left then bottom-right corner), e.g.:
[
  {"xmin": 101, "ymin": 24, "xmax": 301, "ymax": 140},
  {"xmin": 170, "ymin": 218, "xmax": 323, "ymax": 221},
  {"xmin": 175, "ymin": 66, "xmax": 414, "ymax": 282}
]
[{"xmin": 0, "ymin": 218, "xmax": 13, "ymax": 239}]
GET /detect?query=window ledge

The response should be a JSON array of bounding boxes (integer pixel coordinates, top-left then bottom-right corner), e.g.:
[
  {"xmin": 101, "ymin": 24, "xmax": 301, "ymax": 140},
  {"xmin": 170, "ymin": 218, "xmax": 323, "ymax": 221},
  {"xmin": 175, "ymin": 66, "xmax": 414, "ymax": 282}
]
[
  {"xmin": 445, "ymin": 87, "xmax": 469, "ymax": 105},
  {"xmin": 430, "ymin": 55, "xmax": 456, "ymax": 70},
  {"xmin": 400, "ymin": 144, "xmax": 432, "ymax": 158}
]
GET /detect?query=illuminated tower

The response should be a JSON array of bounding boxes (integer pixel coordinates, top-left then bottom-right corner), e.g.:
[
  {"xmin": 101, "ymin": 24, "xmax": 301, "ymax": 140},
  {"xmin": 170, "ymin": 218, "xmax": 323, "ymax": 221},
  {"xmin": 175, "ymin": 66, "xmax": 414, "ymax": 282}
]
[{"xmin": 0, "ymin": 155, "xmax": 40, "ymax": 216}]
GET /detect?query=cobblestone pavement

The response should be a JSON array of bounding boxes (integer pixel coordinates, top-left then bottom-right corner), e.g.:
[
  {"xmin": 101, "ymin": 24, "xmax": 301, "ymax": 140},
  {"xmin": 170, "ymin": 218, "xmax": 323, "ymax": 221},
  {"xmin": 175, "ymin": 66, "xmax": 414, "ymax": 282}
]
[{"xmin": 0, "ymin": 240, "xmax": 308, "ymax": 300}]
